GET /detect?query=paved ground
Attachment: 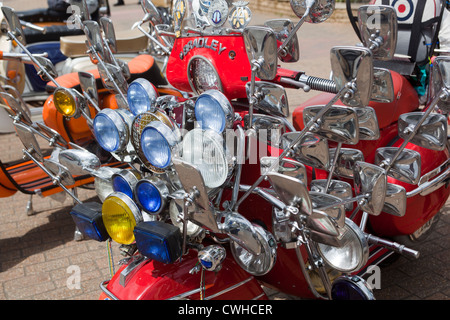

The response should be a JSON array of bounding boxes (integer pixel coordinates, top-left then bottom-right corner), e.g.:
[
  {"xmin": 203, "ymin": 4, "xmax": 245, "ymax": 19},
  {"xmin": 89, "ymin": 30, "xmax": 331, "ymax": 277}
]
[{"xmin": 0, "ymin": 0, "xmax": 449, "ymax": 300}]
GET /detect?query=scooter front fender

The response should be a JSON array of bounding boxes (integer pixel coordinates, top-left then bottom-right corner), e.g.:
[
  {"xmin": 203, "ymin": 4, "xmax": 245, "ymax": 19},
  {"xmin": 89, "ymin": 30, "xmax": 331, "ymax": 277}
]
[{"xmin": 99, "ymin": 249, "xmax": 268, "ymax": 300}]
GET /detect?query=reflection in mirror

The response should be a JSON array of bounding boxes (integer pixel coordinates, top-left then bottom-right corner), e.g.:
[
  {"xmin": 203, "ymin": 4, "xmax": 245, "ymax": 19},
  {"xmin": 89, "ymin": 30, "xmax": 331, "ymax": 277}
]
[
  {"xmin": 383, "ymin": 183, "xmax": 406, "ymax": 217},
  {"xmin": 0, "ymin": 92, "xmax": 32, "ymax": 124},
  {"xmin": 264, "ymin": 19, "xmax": 299, "ymax": 63},
  {"xmin": 267, "ymin": 171, "xmax": 312, "ymax": 216},
  {"xmin": 330, "ymin": 148, "xmax": 364, "ymax": 179},
  {"xmin": 245, "ymin": 82, "xmax": 289, "ymax": 117},
  {"xmin": 59, "ymin": 149, "xmax": 101, "ymax": 176},
  {"xmin": 260, "ymin": 156, "xmax": 307, "ymax": 184},
  {"xmin": 398, "ymin": 112, "xmax": 447, "ymax": 151},
  {"xmin": 355, "ymin": 107, "xmax": 380, "ymax": 140},
  {"xmin": 303, "ymin": 105, "xmax": 360, "ymax": 145},
  {"xmin": 84, "ymin": 20, "xmax": 105, "ymax": 59},
  {"xmin": 371, "ymin": 68, "xmax": 394, "ymax": 103},
  {"xmin": 281, "ymin": 132, "xmax": 330, "ymax": 170},
  {"xmin": 43, "ymin": 159, "xmax": 75, "ymax": 186},
  {"xmin": 310, "ymin": 179, "xmax": 353, "ymax": 212},
  {"xmin": 243, "ymin": 26, "xmax": 278, "ymax": 81},
  {"xmin": 13, "ymin": 122, "xmax": 44, "ymax": 162},
  {"xmin": 142, "ymin": 0, "xmax": 164, "ymax": 25},
  {"xmin": 100, "ymin": 17, "xmax": 117, "ymax": 54},
  {"xmin": 33, "ymin": 56, "xmax": 58, "ymax": 82},
  {"xmin": 330, "ymin": 46, "xmax": 373, "ymax": 107},
  {"xmin": 375, "ymin": 147, "xmax": 421, "ymax": 185},
  {"xmin": 429, "ymin": 56, "xmax": 450, "ymax": 113},
  {"xmin": 79, "ymin": 71, "xmax": 99, "ymax": 108},
  {"xmin": 1, "ymin": 6, "xmax": 26, "ymax": 45},
  {"xmin": 290, "ymin": 0, "xmax": 335, "ymax": 23},
  {"xmin": 310, "ymin": 191, "xmax": 346, "ymax": 228},
  {"xmin": 353, "ymin": 161, "xmax": 387, "ymax": 216},
  {"xmin": 358, "ymin": 5, "xmax": 398, "ymax": 61}
]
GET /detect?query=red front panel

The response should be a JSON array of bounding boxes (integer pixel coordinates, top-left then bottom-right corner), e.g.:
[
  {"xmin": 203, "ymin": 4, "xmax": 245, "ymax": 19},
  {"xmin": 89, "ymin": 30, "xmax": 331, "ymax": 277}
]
[
  {"xmin": 166, "ymin": 35, "xmax": 252, "ymax": 99},
  {"xmin": 102, "ymin": 249, "xmax": 267, "ymax": 300}
]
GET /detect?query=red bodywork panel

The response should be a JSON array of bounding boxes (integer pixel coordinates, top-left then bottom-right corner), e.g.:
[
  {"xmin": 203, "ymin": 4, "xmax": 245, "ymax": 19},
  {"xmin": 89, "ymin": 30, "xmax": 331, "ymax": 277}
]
[{"xmin": 166, "ymin": 35, "xmax": 252, "ymax": 99}]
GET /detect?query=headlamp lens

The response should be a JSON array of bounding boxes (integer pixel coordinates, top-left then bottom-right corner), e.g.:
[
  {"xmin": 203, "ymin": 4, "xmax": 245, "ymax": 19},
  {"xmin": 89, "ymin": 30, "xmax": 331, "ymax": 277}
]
[
  {"xmin": 54, "ymin": 89, "xmax": 76, "ymax": 117},
  {"xmin": 135, "ymin": 180, "xmax": 162, "ymax": 214},
  {"xmin": 93, "ymin": 113, "xmax": 121, "ymax": 152},
  {"xmin": 317, "ymin": 219, "xmax": 368, "ymax": 273},
  {"xmin": 195, "ymin": 92, "xmax": 227, "ymax": 133},
  {"xmin": 181, "ymin": 129, "xmax": 228, "ymax": 188},
  {"xmin": 102, "ymin": 193, "xmax": 140, "ymax": 245},
  {"xmin": 141, "ymin": 123, "xmax": 173, "ymax": 169},
  {"xmin": 127, "ymin": 78, "xmax": 158, "ymax": 116}
]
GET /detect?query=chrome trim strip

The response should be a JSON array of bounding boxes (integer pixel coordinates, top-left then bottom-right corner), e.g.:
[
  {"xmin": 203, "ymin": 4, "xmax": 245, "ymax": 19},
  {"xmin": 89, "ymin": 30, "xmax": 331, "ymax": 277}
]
[
  {"xmin": 407, "ymin": 165, "xmax": 450, "ymax": 197},
  {"xmin": 204, "ymin": 277, "xmax": 254, "ymax": 300},
  {"xmin": 99, "ymin": 280, "xmax": 120, "ymax": 300},
  {"xmin": 168, "ymin": 276, "xmax": 254, "ymax": 300}
]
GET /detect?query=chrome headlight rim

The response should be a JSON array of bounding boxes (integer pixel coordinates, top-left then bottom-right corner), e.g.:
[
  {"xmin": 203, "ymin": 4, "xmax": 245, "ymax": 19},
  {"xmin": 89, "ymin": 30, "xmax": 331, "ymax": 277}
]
[
  {"xmin": 93, "ymin": 108, "xmax": 129, "ymax": 153},
  {"xmin": 53, "ymin": 87, "xmax": 82, "ymax": 118},
  {"xmin": 127, "ymin": 78, "xmax": 159, "ymax": 116},
  {"xmin": 130, "ymin": 110, "xmax": 176, "ymax": 173},
  {"xmin": 187, "ymin": 55, "xmax": 223, "ymax": 95},
  {"xmin": 111, "ymin": 169, "xmax": 140, "ymax": 199},
  {"xmin": 134, "ymin": 178, "xmax": 169, "ymax": 215},
  {"xmin": 194, "ymin": 89, "xmax": 234, "ymax": 134},
  {"xmin": 230, "ymin": 223, "xmax": 277, "ymax": 276},
  {"xmin": 316, "ymin": 218, "xmax": 369, "ymax": 273}
]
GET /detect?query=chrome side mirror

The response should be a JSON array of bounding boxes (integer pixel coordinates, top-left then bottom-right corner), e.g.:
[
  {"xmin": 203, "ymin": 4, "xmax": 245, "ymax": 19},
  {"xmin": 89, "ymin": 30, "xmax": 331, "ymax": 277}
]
[
  {"xmin": 356, "ymin": 107, "xmax": 380, "ymax": 140},
  {"xmin": 1, "ymin": 6, "xmax": 26, "ymax": 45},
  {"xmin": 243, "ymin": 26, "xmax": 278, "ymax": 81},
  {"xmin": 310, "ymin": 179, "xmax": 353, "ymax": 212},
  {"xmin": 398, "ymin": 112, "xmax": 447, "ymax": 151},
  {"xmin": 383, "ymin": 183, "xmax": 406, "ymax": 217},
  {"xmin": 310, "ymin": 191, "xmax": 346, "ymax": 228},
  {"xmin": 245, "ymin": 82, "xmax": 289, "ymax": 117},
  {"xmin": 98, "ymin": 62, "xmax": 128, "ymax": 94},
  {"xmin": 303, "ymin": 105, "xmax": 360, "ymax": 145},
  {"xmin": 358, "ymin": 5, "xmax": 398, "ymax": 61},
  {"xmin": 84, "ymin": 20, "xmax": 105, "ymax": 60},
  {"xmin": 43, "ymin": 158, "xmax": 75, "ymax": 187},
  {"xmin": 100, "ymin": 17, "xmax": 117, "ymax": 54},
  {"xmin": 69, "ymin": 0, "xmax": 91, "ymax": 21},
  {"xmin": 172, "ymin": 158, "xmax": 220, "ymax": 233},
  {"xmin": 264, "ymin": 19, "xmax": 299, "ymax": 63},
  {"xmin": 267, "ymin": 171, "xmax": 313, "ymax": 216},
  {"xmin": 330, "ymin": 46, "xmax": 373, "ymax": 107},
  {"xmin": 281, "ymin": 132, "xmax": 330, "ymax": 170},
  {"xmin": 13, "ymin": 122, "xmax": 44, "ymax": 161},
  {"xmin": 260, "ymin": 157, "xmax": 307, "ymax": 184},
  {"xmin": 33, "ymin": 56, "xmax": 58, "ymax": 82},
  {"xmin": 375, "ymin": 147, "xmax": 421, "ymax": 185},
  {"xmin": 290, "ymin": 0, "xmax": 335, "ymax": 23},
  {"xmin": 79, "ymin": 71, "xmax": 99, "ymax": 110},
  {"xmin": 0, "ymin": 92, "xmax": 32, "ymax": 124},
  {"xmin": 353, "ymin": 161, "xmax": 387, "ymax": 216},
  {"xmin": 429, "ymin": 56, "xmax": 450, "ymax": 113},
  {"xmin": 372, "ymin": 68, "xmax": 394, "ymax": 103},
  {"xmin": 142, "ymin": 0, "xmax": 164, "ymax": 25},
  {"xmin": 58, "ymin": 149, "xmax": 101, "ymax": 176},
  {"xmin": 330, "ymin": 148, "xmax": 364, "ymax": 179}
]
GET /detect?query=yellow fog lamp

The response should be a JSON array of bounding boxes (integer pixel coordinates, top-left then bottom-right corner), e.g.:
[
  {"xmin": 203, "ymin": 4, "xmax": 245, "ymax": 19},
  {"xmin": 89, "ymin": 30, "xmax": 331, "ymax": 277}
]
[
  {"xmin": 53, "ymin": 87, "xmax": 83, "ymax": 118},
  {"xmin": 102, "ymin": 192, "xmax": 143, "ymax": 245}
]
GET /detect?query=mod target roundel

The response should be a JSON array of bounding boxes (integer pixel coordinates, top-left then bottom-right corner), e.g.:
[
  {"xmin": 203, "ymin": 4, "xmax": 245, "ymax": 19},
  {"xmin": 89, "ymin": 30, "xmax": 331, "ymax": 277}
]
[{"xmin": 392, "ymin": 0, "xmax": 414, "ymax": 22}]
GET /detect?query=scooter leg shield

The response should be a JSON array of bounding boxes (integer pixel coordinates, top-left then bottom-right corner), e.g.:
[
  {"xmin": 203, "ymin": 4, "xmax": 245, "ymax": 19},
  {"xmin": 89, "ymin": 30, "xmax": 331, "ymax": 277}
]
[{"xmin": 100, "ymin": 249, "xmax": 268, "ymax": 300}]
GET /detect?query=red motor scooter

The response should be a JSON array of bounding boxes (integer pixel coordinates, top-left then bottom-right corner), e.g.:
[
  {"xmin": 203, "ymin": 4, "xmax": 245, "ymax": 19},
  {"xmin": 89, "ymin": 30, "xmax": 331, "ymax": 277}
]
[{"xmin": 66, "ymin": 0, "xmax": 450, "ymax": 300}]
